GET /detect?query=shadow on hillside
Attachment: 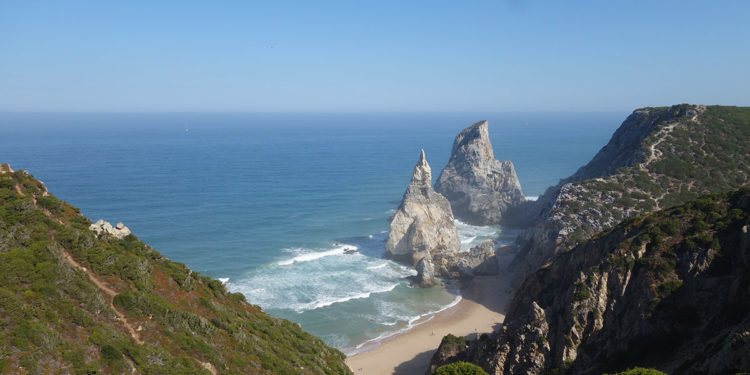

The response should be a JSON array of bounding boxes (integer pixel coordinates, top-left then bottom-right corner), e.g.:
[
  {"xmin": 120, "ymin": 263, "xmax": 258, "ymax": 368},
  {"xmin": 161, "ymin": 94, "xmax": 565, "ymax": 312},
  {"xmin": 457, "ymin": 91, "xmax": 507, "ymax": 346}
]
[{"xmin": 393, "ymin": 349, "xmax": 435, "ymax": 375}]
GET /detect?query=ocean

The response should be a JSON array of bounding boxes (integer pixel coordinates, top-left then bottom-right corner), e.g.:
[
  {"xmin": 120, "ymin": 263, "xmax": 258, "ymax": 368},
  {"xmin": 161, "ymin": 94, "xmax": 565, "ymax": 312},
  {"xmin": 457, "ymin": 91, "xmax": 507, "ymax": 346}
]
[{"xmin": 0, "ymin": 111, "xmax": 623, "ymax": 354}]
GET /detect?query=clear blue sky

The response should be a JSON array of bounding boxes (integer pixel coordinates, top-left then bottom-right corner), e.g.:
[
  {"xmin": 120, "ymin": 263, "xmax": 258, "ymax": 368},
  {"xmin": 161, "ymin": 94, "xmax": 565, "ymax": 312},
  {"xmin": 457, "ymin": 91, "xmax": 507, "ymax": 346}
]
[{"xmin": 1, "ymin": 1, "xmax": 749, "ymax": 112}]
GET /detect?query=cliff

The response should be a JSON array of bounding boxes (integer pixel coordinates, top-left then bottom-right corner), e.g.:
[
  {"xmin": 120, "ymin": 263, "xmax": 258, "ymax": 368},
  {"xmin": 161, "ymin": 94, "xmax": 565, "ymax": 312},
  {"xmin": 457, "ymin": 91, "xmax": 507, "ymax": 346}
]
[
  {"xmin": 513, "ymin": 105, "xmax": 750, "ymax": 278},
  {"xmin": 0, "ymin": 165, "xmax": 350, "ymax": 374},
  {"xmin": 386, "ymin": 150, "xmax": 460, "ymax": 267},
  {"xmin": 432, "ymin": 187, "xmax": 750, "ymax": 374},
  {"xmin": 435, "ymin": 121, "xmax": 524, "ymax": 226}
]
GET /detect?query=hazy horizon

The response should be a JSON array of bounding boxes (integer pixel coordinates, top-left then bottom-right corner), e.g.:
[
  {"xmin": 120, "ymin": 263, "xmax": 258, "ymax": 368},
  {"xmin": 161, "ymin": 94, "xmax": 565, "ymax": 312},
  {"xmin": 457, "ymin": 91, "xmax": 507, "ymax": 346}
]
[{"xmin": 2, "ymin": 1, "xmax": 749, "ymax": 113}]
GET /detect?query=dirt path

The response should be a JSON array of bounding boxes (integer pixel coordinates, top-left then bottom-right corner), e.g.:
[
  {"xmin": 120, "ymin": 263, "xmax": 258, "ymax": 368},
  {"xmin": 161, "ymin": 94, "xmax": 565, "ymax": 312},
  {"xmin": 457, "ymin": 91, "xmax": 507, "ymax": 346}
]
[
  {"xmin": 6, "ymin": 164, "xmax": 218, "ymax": 374},
  {"xmin": 641, "ymin": 123, "xmax": 676, "ymax": 168},
  {"xmin": 60, "ymin": 249, "xmax": 144, "ymax": 345}
]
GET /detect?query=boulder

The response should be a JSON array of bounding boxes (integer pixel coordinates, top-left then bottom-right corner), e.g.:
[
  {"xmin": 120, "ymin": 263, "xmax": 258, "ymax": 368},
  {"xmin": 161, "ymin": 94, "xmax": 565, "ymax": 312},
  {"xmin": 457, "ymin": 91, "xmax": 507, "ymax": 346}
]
[
  {"xmin": 434, "ymin": 239, "xmax": 501, "ymax": 280},
  {"xmin": 90, "ymin": 219, "xmax": 131, "ymax": 239},
  {"xmin": 415, "ymin": 255, "xmax": 436, "ymax": 287}
]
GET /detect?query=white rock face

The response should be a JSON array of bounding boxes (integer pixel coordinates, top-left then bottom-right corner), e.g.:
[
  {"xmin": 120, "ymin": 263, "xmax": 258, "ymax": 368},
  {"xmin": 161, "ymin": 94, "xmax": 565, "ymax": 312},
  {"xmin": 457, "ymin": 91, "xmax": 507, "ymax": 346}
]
[
  {"xmin": 90, "ymin": 219, "xmax": 131, "ymax": 239},
  {"xmin": 435, "ymin": 120, "xmax": 524, "ymax": 225},
  {"xmin": 385, "ymin": 150, "xmax": 460, "ymax": 265},
  {"xmin": 415, "ymin": 255, "xmax": 436, "ymax": 287}
]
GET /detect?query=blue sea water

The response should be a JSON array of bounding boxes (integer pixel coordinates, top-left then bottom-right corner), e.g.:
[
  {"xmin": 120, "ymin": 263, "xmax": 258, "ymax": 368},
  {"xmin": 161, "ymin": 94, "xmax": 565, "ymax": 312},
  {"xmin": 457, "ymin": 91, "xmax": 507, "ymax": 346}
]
[{"xmin": 0, "ymin": 112, "xmax": 623, "ymax": 353}]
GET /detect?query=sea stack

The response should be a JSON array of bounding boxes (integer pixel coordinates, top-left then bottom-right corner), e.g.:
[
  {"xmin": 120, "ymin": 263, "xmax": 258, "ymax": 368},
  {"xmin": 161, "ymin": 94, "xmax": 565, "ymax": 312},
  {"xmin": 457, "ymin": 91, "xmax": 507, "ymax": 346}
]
[
  {"xmin": 435, "ymin": 120, "xmax": 524, "ymax": 226},
  {"xmin": 385, "ymin": 150, "xmax": 460, "ymax": 266}
]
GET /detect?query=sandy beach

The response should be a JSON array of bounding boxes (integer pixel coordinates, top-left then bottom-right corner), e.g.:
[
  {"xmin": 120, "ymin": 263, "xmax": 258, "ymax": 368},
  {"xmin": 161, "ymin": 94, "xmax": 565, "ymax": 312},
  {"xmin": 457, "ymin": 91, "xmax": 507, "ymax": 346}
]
[{"xmin": 345, "ymin": 273, "xmax": 514, "ymax": 375}]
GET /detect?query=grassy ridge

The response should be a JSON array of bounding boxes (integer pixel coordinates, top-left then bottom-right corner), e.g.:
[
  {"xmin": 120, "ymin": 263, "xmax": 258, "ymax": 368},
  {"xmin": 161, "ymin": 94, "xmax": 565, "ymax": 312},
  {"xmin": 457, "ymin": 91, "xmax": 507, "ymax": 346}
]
[
  {"xmin": 0, "ymin": 167, "xmax": 351, "ymax": 374},
  {"xmin": 553, "ymin": 105, "xmax": 750, "ymax": 245}
]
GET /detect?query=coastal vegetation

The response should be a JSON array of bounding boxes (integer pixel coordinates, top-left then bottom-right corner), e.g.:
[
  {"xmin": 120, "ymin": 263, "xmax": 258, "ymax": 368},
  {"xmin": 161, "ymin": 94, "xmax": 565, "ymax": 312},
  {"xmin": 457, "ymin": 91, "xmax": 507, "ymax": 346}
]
[
  {"xmin": 605, "ymin": 369, "xmax": 666, "ymax": 375},
  {"xmin": 433, "ymin": 361, "xmax": 489, "ymax": 375},
  {"xmin": 0, "ymin": 166, "xmax": 350, "ymax": 374},
  {"xmin": 550, "ymin": 105, "xmax": 750, "ymax": 246}
]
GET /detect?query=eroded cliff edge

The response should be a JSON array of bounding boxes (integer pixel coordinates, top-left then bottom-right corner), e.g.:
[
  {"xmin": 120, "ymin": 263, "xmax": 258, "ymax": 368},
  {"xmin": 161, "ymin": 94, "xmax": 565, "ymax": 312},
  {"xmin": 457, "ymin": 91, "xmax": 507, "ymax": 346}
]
[
  {"xmin": 513, "ymin": 105, "xmax": 750, "ymax": 279},
  {"xmin": 432, "ymin": 188, "xmax": 750, "ymax": 374},
  {"xmin": 429, "ymin": 104, "xmax": 750, "ymax": 374}
]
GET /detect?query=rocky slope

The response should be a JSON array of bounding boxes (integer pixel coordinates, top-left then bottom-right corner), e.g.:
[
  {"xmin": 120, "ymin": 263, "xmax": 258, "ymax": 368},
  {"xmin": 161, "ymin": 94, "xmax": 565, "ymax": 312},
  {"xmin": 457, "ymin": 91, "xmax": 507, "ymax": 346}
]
[
  {"xmin": 431, "ymin": 187, "xmax": 750, "ymax": 374},
  {"xmin": 432, "ymin": 239, "xmax": 504, "ymax": 281},
  {"xmin": 0, "ymin": 165, "xmax": 350, "ymax": 374},
  {"xmin": 435, "ymin": 121, "xmax": 524, "ymax": 226},
  {"xmin": 513, "ymin": 105, "xmax": 750, "ymax": 278},
  {"xmin": 386, "ymin": 150, "xmax": 460, "ymax": 268}
]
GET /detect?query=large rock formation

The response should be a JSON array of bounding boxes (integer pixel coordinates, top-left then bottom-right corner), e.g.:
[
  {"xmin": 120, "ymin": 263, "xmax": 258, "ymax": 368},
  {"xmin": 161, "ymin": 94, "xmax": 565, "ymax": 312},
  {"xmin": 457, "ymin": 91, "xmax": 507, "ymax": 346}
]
[
  {"xmin": 431, "ymin": 188, "xmax": 750, "ymax": 374},
  {"xmin": 435, "ymin": 121, "xmax": 524, "ymax": 226},
  {"xmin": 428, "ymin": 105, "xmax": 750, "ymax": 374},
  {"xmin": 386, "ymin": 150, "xmax": 460, "ymax": 265}
]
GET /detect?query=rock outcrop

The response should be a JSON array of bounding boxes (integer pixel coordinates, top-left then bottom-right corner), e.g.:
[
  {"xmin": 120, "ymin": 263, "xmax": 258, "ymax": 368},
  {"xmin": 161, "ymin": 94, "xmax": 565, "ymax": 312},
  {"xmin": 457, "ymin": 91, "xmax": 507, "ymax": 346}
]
[
  {"xmin": 90, "ymin": 219, "xmax": 131, "ymax": 239},
  {"xmin": 513, "ymin": 105, "xmax": 750, "ymax": 280},
  {"xmin": 415, "ymin": 255, "xmax": 437, "ymax": 287},
  {"xmin": 431, "ymin": 188, "xmax": 750, "ymax": 374},
  {"xmin": 386, "ymin": 150, "xmax": 460, "ymax": 265},
  {"xmin": 434, "ymin": 239, "xmax": 501, "ymax": 280},
  {"xmin": 435, "ymin": 121, "xmax": 524, "ymax": 226}
]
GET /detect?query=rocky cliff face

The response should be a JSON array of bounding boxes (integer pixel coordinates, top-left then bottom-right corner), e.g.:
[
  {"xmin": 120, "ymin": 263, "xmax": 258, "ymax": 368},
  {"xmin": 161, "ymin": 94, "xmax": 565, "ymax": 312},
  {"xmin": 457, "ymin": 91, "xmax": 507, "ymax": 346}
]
[
  {"xmin": 432, "ymin": 188, "xmax": 750, "ymax": 374},
  {"xmin": 433, "ymin": 239, "xmax": 502, "ymax": 280},
  {"xmin": 435, "ymin": 121, "xmax": 524, "ymax": 226},
  {"xmin": 386, "ymin": 150, "xmax": 460, "ymax": 265},
  {"xmin": 513, "ymin": 105, "xmax": 750, "ymax": 279}
]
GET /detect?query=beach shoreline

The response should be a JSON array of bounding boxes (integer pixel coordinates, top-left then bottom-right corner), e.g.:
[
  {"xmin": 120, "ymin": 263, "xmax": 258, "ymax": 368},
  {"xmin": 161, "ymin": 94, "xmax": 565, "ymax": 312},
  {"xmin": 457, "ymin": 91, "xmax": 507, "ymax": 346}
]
[{"xmin": 345, "ymin": 273, "xmax": 514, "ymax": 375}]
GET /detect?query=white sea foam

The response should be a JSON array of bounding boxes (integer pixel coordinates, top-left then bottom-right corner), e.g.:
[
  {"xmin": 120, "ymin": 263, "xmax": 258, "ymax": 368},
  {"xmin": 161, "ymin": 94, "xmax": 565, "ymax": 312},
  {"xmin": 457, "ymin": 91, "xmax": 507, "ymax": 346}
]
[
  {"xmin": 454, "ymin": 219, "xmax": 501, "ymax": 251},
  {"xmin": 294, "ymin": 283, "xmax": 399, "ymax": 312},
  {"xmin": 460, "ymin": 235, "xmax": 477, "ymax": 244},
  {"xmin": 277, "ymin": 244, "xmax": 358, "ymax": 266},
  {"xmin": 218, "ymin": 277, "xmax": 229, "ymax": 284},
  {"xmin": 348, "ymin": 293, "xmax": 463, "ymax": 355},
  {"xmin": 366, "ymin": 262, "xmax": 388, "ymax": 270},
  {"xmin": 229, "ymin": 248, "xmax": 414, "ymax": 315}
]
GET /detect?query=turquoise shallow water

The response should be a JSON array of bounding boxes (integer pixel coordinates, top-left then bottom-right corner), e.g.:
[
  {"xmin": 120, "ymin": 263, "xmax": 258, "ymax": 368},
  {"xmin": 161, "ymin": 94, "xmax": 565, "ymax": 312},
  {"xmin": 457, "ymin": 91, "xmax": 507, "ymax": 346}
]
[{"xmin": 0, "ymin": 112, "xmax": 623, "ymax": 353}]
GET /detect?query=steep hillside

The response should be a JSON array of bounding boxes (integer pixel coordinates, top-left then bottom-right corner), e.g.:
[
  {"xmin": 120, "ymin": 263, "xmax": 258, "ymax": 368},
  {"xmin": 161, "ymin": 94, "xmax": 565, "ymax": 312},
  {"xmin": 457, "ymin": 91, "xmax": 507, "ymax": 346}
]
[
  {"xmin": 514, "ymin": 105, "xmax": 750, "ymax": 277},
  {"xmin": 0, "ymin": 165, "xmax": 350, "ymax": 374},
  {"xmin": 431, "ymin": 188, "xmax": 750, "ymax": 374}
]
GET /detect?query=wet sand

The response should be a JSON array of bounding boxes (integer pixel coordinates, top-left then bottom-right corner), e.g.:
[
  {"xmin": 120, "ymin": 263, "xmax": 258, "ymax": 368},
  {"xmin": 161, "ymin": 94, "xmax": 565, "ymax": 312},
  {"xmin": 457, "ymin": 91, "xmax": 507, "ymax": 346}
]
[{"xmin": 346, "ymin": 273, "xmax": 514, "ymax": 375}]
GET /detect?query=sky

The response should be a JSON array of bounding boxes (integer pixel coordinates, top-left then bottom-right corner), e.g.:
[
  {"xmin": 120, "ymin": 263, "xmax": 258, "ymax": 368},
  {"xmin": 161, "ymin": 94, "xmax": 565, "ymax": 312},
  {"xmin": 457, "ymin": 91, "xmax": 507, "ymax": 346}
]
[{"xmin": 1, "ymin": 1, "xmax": 749, "ymax": 112}]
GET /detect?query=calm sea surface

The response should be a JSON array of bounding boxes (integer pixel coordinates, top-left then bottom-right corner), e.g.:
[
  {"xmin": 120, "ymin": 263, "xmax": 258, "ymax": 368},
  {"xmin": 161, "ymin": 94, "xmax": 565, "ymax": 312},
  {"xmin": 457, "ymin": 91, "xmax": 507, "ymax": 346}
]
[{"xmin": 0, "ymin": 112, "xmax": 623, "ymax": 353}]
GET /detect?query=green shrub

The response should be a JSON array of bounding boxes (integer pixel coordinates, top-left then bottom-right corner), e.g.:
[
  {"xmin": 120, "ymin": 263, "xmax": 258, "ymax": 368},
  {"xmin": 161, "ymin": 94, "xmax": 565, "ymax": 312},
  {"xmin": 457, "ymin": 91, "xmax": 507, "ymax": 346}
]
[
  {"xmin": 434, "ymin": 361, "xmax": 488, "ymax": 375},
  {"xmin": 605, "ymin": 367, "xmax": 666, "ymax": 375},
  {"xmin": 574, "ymin": 282, "xmax": 591, "ymax": 301},
  {"xmin": 101, "ymin": 344, "xmax": 123, "ymax": 361},
  {"xmin": 656, "ymin": 280, "xmax": 683, "ymax": 299}
]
